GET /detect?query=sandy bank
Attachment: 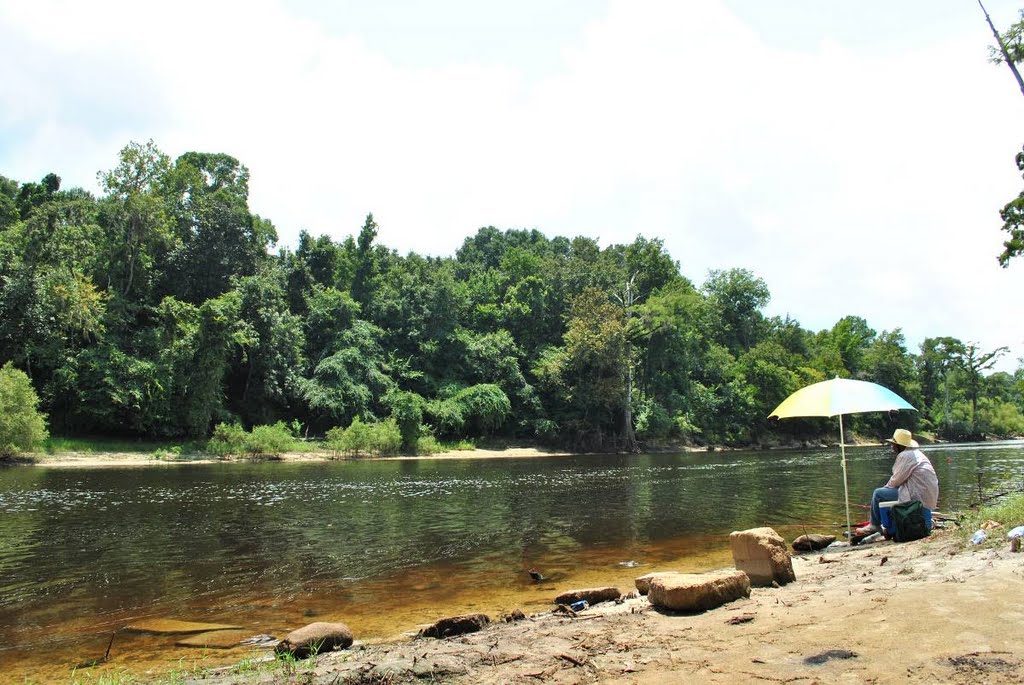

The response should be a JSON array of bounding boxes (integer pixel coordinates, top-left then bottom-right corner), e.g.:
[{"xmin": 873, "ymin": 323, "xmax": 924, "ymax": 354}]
[
  {"xmin": 189, "ymin": 529, "xmax": 1024, "ymax": 684},
  {"xmin": 24, "ymin": 446, "xmax": 585, "ymax": 468},
  {"xmin": 24, "ymin": 440, "xmax": 859, "ymax": 468}
]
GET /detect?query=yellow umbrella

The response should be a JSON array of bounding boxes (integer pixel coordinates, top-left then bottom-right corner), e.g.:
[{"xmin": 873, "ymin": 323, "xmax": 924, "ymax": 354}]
[{"xmin": 769, "ymin": 378, "xmax": 916, "ymax": 539}]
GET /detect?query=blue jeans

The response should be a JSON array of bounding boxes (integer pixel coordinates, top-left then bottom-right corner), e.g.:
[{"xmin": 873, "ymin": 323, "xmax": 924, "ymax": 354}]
[{"xmin": 870, "ymin": 487, "xmax": 899, "ymax": 528}]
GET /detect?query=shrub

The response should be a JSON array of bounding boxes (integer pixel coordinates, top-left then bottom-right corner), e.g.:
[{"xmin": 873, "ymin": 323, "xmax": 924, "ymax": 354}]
[
  {"xmin": 533, "ymin": 418, "xmax": 559, "ymax": 440},
  {"xmin": 245, "ymin": 422, "xmax": 295, "ymax": 457},
  {"xmin": 453, "ymin": 384, "xmax": 510, "ymax": 435},
  {"xmin": 325, "ymin": 424, "xmax": 348, "ymax": 457},
  {"xmin": 415, "ymin": 435, "xmax": 442, "ymax": 455},
  {"xmin": 424, "ymin": 398, "xmax": 465, "ymax": 436},
  {"xmin": 386, "ymin": 391, "xmax": 425, "ymax": 451},
  {"xmin": 326, "ymin": 418, "xmax": 402, "ymax": 458},
  {"xmin": 635, "ymin": 399, "xmax": 674, "ymax": 440},
  {"xmin": 369, "ymin": 418, "xmax": 402, "ymax": 456},
  {"xmin": 0, "ymin": 363, "xmax": 49, "ymax": 457},
  {"xmin": 207, "ymin": 423, "xmax": 247, "ymax": 457}
]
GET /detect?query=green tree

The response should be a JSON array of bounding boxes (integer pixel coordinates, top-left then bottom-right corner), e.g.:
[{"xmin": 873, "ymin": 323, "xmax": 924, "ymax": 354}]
[
  {"xmin": 702, "ymin": 269, "xmax": 770, "ymax": 355},
  {"xmin": 996, "ymin": 145, "xmax": 1024, "ymax": 266},
  {"xmin": 385, "ymin": 390, "xmax": 425, "ymax": 452},
  {"xmin": 97, "ymin": 140, "xmax": 173, "ymax": 299},
  {"xmin": 162, "ymin": 152, "xmax": 276, "ymax": 303},
  {"xmin": 827, "ymin": 315, "xmax": 876, "ymax": 377},
  {"xmin": 956, "ymin": 342, "xmax": 1009, "ymax": 434},
  {"xmin": 350, "ymin": 213, "xmax": 380, "ymax": 308},
  {"xmin": 0, "ymin": 362, "xmax": 49, "ymax": 456},
  {"xmin": 534, "ymin": 288, "xmax": 629, "ymax": 450}
]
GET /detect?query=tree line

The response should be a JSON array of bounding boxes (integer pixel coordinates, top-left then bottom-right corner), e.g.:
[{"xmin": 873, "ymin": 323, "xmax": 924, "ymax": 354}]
[{"xmin": 1, "ymin": 141, "xmax": 1022, "ymax": 453}]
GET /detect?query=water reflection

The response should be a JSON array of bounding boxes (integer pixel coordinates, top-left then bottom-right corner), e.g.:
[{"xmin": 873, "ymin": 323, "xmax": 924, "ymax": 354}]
[{"xmin": 0, "ymin": 441, "xmax": 1021, "ymax": 680}]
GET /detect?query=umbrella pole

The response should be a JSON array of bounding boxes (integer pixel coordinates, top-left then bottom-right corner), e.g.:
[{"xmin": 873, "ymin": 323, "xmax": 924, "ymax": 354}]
[{"xmin": 838, "ymin": 414, "xmax": 853, "ymax": 540}]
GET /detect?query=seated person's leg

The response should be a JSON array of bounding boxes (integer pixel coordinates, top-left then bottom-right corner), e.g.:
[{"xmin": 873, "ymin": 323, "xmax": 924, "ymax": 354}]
[{"xmin": 869, "ymin": 486, "xmax": 900, "ymax": 530}]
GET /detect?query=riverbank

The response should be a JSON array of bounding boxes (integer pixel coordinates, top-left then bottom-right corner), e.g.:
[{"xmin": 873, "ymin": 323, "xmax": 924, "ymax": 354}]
[
  {"xmin": 21, "ymin": 437, "xmax": 883, "ymax": 468},
  {"xmin": 23, "ymin": 446, "xmax": 582, "ymax": 468},
  {"xmin": 179, "ymin": 526, "xmax": 1023, "ymax": 685}
]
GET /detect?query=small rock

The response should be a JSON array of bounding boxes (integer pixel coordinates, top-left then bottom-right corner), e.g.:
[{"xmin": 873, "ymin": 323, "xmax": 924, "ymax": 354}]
[
  {"xmin": 792, "ymin": 533, "xmax": 836, "ymax": 552},
  {"xmin": 419, "ymin": 613, "xmax": 490, "ymax": 639},
  {"xmin": 725, "ymin": 614, "xmax": 755, "ymax": 625},
  {"xmin": 275, "ymin": 622, "xmax": 354, "ymax": 659}
]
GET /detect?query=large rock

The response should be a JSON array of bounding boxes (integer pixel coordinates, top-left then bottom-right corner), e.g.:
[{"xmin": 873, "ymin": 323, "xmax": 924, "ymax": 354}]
[
  {"xmin": 792, "ymin": 533, "xmax": 836, "ymax": 552},
  {"xmin": 730, "ymin": 527, "xmax": 796, "ymax": 587},
  {"xmin": 634, "ymin": 572, "xmax": 676, "ymax": 596},
  {"xmin": 647, "ymin": 569, "xmax": 751, "ymax": 612},
  {"xmin": 553, "ymin": 587, "xmax": 621, "ymax": 606},
  {"xmin": 419, "ymin": 613, "xmax": 490, "ymax": 639},
  {"xmin": 275, "ymin": 622, "xmax": 353, "ymax": 659}
]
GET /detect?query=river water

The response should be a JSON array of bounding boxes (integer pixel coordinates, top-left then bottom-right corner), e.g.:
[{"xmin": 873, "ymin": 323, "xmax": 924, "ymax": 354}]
[{"xmin": 1, "ymin": 442, "xmax": 1022, "ymax": 681}]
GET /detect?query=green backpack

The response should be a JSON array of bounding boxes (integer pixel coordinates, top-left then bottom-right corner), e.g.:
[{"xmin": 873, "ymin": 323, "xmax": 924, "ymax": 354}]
[{"xmin": 891, "ymin": 500, "xmax": 930, "ymax": 542}]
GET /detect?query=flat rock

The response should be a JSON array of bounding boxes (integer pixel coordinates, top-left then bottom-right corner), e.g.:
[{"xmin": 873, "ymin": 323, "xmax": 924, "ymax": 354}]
[
  {"xmin": 648, "ymin": 569, "xmax": 751, "ymax": 612},
  {"xmin": 635, "ymin": 572, "xmax": 676, "ymax": 596},
  {"xmin": 124, "ymin": 619, "xmax": 242, "ymax": 634},
  {"xmin": 175, "ymin": 629, "xmax": 252, "ymax": 649},
  {"xmin": 553, "ymin": 587, "xmax": 621, "ymax": 605}
]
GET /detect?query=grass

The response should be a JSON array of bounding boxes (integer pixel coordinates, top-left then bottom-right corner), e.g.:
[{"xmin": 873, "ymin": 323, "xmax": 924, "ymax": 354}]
[
  {"xmin": 957, "ymin": 492, "xmax": 1024, "ymax": 546},
  {"xmin": 43, "ymin": 436, "xmax": 205, "ymax": 457},
  {"xmin": 67, "ymin": 667, "xmax": 143, "ymax": 685},
  {"xmin": 441, "ymin": 439, "xmax": 476, "ymax": 451}
]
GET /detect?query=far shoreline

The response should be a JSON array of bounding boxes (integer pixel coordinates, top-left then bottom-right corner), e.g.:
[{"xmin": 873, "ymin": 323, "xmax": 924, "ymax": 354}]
[{"xmin": 15, "ymin": 438, "xmax": 893, "ymax": 469}]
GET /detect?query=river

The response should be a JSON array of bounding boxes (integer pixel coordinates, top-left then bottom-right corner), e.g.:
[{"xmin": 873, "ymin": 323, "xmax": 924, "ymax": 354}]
[{"xmin": 1, "ymin": 441, "xmax": 1022, "ymax": 682}]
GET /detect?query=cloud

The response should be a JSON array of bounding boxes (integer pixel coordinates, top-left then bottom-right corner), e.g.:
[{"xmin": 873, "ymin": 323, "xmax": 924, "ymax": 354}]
[{"xmin": 1, "ymin": 0, "xmax": 1022, "ymax": 369}]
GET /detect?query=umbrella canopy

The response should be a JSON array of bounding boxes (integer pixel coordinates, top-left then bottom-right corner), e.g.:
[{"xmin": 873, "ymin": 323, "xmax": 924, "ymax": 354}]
[
  {"xmin": 769, "ymin": 378, "xmax": 916, "ymax": 419},
  {"xmin": 768, "ymin": 378, "xmax": 916, "ymax": 540}
]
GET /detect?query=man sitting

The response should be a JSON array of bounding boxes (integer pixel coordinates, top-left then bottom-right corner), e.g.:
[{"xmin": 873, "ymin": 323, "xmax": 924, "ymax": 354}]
[{"xmin": 856, "ymin": 428, "xmax": 938, "ymax": 537}]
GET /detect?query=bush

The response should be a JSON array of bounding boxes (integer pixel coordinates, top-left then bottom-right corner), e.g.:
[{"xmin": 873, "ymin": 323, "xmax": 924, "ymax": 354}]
[
  {"xmin": 635, "ymin": 399, "xmax": 674, "ymax": 440},
  {"xmin": 246, "ymin": 422, "xmax": 295, "ymax": 457},
  {"xmin": 424, "ymin": 398, "xmax": 465, "ymax": 436},
  {"xmin": 415, "ymin": 434, "xmax": 442, "ymax": 455},
  {"xmin": 0, "ymin": 363, "xmax": 49, "ymax": 457},
  {"xmin": 207, "ymin": 422, "xmax": 247, "ymax": 457},
  {"xmin": 453, "ymin": 384, "xmax": 510, "ymax": 435},
  {"xmin": 370, "ymin": 419, "xmax": 402, "ymax": 456},
  {"xmin": 386, "ymin": 391, "xmax": 425, "ymax": 451},
  {"xmin": 206, "ymin": 422, "xmax": 295, "ymax": 458},
  {"xmin": 326, "ymin": 418, "xmax": 402, "ymax": 457}
]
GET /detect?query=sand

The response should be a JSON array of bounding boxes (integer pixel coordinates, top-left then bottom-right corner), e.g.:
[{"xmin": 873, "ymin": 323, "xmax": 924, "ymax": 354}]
[
  {"xmin": 187, "ymin": 528, "xmax": 1024, "ymax": 684},
  {"xmin": 28, "ymin": 446, "xmax": 585, "ymax": 468}
]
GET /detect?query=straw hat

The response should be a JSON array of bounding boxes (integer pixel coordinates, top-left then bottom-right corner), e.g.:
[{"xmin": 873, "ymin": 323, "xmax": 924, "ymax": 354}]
[{"xmin": 886, "ymin": 428, "xmax": 919, "ymax": 449}]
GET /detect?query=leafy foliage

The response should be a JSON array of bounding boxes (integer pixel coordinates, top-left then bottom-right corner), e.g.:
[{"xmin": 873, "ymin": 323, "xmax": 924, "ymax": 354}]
[
  {"xmin": 0, "ymin": 362, "xmax": 49, "ymax": 456},
  {"xmin": 1, "ymin": 142, "xmax": 1021, "ymax": 452},
  {"xmin": 206, "ymin": 421, "xmax": 296, "ymax": 458},
  {"xmin": 325, "ymin": 417, "xmax": 401, "ymax": 457}
]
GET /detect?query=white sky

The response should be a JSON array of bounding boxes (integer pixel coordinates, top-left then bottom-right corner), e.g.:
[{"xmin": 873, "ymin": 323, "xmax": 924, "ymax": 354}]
[{"xmin": 2, "ymin": 0, "xmax": 1023, "ymax": 372}]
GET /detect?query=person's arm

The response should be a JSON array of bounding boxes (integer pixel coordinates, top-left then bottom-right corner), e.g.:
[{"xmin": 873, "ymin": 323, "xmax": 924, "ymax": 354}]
[{"xmin": 885, "ymin": 451, "xmax": 916, "ymax": 488}]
